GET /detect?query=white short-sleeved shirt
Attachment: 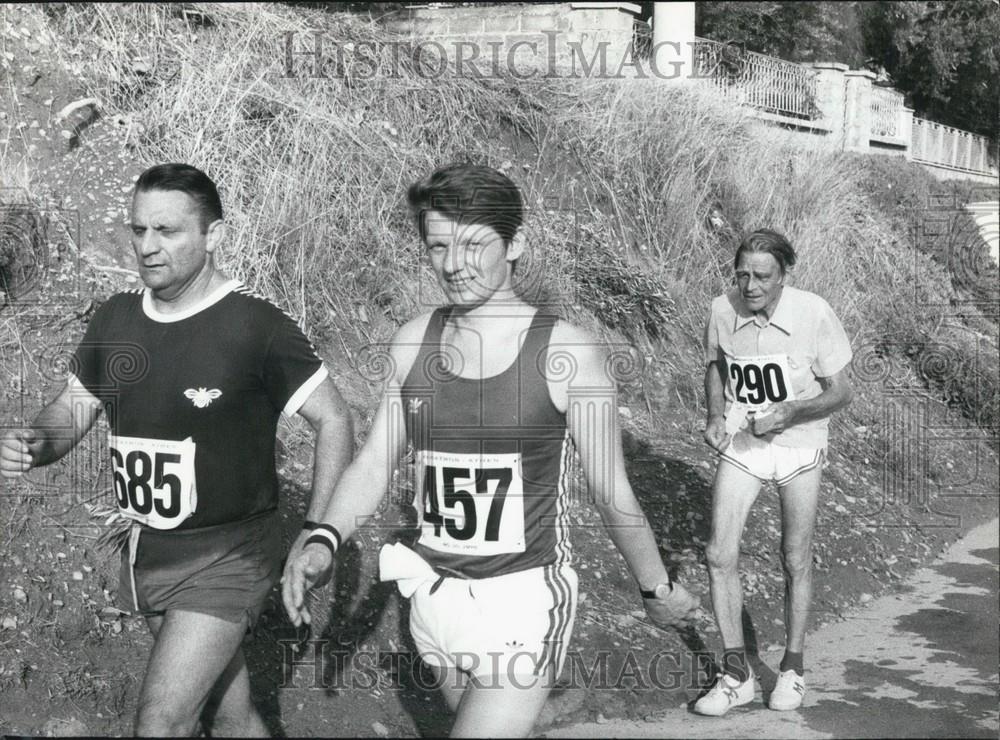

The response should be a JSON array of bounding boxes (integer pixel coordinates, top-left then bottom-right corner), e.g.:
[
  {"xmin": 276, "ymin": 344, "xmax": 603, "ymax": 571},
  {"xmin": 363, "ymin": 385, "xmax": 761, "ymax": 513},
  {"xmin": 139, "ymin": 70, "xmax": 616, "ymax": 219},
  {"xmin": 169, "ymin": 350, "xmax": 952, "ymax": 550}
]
[{"xmin": 704, "ymin": 285, "xmax": 852, "ymax": 449}]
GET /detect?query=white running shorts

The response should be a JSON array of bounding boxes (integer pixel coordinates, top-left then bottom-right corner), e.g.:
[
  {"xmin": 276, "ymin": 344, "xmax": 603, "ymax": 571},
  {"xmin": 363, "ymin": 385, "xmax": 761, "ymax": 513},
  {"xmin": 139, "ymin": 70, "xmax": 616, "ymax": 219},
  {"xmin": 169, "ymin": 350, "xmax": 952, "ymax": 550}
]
[
  {"xmin": 408, "ymin": 563, "xmax": 578, "ymax": 682},
  {"xmin": 721, "ymin": 431, "xmax": 825, "ymax": 485}
]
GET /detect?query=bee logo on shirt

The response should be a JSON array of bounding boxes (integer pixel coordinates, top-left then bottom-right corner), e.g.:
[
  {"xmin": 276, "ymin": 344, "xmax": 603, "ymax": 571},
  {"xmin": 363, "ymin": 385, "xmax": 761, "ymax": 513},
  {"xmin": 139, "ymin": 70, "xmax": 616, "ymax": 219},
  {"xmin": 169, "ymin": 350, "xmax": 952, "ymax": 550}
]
[{"xmin": 184, "ymin": 388, "xmax": 222, "ymax": 408}]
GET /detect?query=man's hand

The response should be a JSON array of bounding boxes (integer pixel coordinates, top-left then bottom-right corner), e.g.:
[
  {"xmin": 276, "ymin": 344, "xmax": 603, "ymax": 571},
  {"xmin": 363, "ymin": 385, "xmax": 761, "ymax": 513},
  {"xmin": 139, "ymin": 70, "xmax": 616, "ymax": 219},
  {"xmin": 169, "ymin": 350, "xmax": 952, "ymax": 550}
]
[
  {"xmin": 282, "ymin": 529, "xmax": 312, "ymax": 590},
  {"xmin": 281, "ymin": 543, "xmax": 333, "ymax": 627},
  {"xmin": 644, "ymin": 582, "xmax": 700, "ymax": 629},
  {"xmin": 750, "ymin": 402, "xmax": 796, "ymax": 436},
  {"xmin": 703, "ymin": 417, "xmax": 731, "ymax": 453},
  {"xmin": 1, "ymin": 429, "xmax": 40, "ymax": 480}
]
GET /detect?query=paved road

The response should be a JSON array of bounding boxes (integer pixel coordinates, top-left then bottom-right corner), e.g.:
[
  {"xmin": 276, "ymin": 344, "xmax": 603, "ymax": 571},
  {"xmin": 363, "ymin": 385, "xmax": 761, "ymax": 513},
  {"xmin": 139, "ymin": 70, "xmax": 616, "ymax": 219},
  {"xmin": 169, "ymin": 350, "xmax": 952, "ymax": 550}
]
[{"xmin": 546, "ymin": 519, "xmax": 999, "ymax": 739}]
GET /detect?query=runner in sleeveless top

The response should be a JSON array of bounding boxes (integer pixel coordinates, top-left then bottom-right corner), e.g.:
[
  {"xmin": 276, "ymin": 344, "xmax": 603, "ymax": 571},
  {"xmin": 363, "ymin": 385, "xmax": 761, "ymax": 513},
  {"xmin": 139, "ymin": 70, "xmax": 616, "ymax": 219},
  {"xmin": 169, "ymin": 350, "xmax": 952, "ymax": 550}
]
[
  {"xmin": 0, "ymin": 164, "xmax": 354, "ymax": 736},
  {"xmin": 283, "ymin": 164, "xmax": 700, "ymax": 737},
  {"xmin": 697, "ymin": 229, "xmax": 854, "ymax": 716}
]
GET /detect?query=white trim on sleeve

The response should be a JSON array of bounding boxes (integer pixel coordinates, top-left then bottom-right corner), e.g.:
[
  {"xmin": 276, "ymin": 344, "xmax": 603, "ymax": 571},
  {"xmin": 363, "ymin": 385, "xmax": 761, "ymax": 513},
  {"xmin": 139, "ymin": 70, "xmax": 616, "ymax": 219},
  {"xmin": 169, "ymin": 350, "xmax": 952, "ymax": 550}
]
[
  {"xmin": 66, "ymin": 373, "xmax": 102, "ymax": 407},
  {"xmin": 283, "ymin": 365, "xmax": 329, "ymax": 417}
]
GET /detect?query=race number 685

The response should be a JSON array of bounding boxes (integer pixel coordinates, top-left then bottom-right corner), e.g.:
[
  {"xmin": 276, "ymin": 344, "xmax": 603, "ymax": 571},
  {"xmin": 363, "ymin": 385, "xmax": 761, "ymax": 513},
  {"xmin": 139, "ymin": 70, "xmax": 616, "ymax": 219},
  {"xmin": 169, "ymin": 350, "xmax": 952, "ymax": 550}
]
[{"xmin": 110, "ymin": 448, "xmax": 182, "ymax": 517}]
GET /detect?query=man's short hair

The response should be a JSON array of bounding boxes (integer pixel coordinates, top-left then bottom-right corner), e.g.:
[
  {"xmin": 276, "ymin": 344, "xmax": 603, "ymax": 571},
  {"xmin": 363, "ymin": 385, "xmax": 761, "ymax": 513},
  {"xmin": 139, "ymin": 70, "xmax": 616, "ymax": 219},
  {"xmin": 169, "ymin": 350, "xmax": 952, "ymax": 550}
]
[
  {"xmin": 735, "ymin": 229, "xmax": 797, "ymax": 274},
  {"xmin": 407, "ymin": 164, "xmax": 523, "ymax": 246},
  {"xmin": 135, "ymin": 163, "xmax": 223, "ymax": 233}
]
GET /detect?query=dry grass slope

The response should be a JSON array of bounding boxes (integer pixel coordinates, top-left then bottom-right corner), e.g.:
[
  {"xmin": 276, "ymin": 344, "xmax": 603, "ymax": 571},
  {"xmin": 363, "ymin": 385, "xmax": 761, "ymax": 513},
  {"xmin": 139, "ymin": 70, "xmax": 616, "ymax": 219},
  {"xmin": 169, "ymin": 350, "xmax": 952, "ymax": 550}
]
[{"xmin": 24, "ymin": 0, "xmax": 999, "ymax": 484}]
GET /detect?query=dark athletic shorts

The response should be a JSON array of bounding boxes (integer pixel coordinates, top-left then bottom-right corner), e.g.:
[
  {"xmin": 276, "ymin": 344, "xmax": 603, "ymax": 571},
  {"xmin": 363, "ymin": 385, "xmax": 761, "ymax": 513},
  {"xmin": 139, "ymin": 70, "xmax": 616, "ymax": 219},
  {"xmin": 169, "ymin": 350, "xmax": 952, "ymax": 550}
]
[{"xmin": 117, "ymin": 509, "xmax": 282, "ymax": 625}]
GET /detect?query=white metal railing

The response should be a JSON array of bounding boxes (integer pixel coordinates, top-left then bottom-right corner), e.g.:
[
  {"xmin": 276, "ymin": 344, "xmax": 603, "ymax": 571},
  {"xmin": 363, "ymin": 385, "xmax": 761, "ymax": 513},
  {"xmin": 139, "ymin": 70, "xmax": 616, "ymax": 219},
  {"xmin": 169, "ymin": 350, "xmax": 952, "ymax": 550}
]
[
  {"xmin": 692, "ymin": 37, "xmax": 821, "ymax": 121},
  {"xmin": 871, "ymin": 86, "xmax": 902, "ymax": 139},
  {"xmin": 911, "ymin": 117, "xmax": 996, "ymax": 175}
]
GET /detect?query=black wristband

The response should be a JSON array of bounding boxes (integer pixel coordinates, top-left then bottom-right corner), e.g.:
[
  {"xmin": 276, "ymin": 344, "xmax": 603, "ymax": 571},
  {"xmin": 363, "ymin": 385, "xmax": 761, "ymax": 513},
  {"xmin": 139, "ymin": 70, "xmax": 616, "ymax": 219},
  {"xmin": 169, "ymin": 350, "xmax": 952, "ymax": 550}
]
[
  {"xmin": 304, "ymin": 534, "xmax": 336, "ymax": 560},
  {"xmin": 640, "ymin": 581, "xmax": 673, "ymax": 599},
  {"xmin": 303, "ymin": 520, "xmax": 321, "ymax": 530},
  {"xmin": 304, "ymin": 523, "xmax": 343, "ymax": 559}
]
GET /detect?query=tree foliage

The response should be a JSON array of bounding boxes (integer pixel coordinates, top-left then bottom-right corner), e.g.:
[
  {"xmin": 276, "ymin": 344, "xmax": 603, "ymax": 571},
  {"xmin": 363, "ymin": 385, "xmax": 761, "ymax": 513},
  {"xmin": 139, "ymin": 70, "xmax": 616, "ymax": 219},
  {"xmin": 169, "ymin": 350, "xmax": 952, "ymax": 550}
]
[
  {"xmin": 697, "ymin": 1, "xmax": 999, "ymax": 139},
  {"xmin": 860, "ymin": 1, "xmax": 999, "ymax": 139},
  {"xmin": 695, "ymin": 2, "xmax": 866, "ymax": 66}
]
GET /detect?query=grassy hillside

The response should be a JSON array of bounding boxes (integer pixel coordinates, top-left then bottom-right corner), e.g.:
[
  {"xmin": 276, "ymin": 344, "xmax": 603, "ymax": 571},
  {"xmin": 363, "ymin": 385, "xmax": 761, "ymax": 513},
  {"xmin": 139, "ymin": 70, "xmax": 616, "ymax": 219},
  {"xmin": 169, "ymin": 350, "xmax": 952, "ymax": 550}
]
[{"xmin": 41, "ymin": 2, "xmax": 996, "ymax": 435}]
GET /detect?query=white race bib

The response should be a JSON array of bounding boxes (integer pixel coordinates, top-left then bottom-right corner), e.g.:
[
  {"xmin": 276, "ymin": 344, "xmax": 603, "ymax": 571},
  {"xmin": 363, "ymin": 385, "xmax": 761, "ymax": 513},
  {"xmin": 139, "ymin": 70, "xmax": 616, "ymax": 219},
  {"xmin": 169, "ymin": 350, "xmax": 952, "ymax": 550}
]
[
  {"xmin": 415, "ymin": 450, "xmax": 525, "ymax": 557},
  {"xmin": 725, "ymin": 354, "xmax": 797, "ymax": 435},
  {"xmin": 109, "ymin": 435, "xmax": 197, "ymax": 530}
]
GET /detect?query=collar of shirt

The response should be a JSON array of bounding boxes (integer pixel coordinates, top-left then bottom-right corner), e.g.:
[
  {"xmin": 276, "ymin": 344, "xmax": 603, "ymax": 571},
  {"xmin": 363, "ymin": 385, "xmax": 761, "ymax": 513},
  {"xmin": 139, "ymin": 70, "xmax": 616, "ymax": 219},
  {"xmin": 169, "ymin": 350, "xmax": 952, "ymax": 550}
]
[{"xmin": 732, "ymin": 288, "xmax": 793, "ymax": 335}]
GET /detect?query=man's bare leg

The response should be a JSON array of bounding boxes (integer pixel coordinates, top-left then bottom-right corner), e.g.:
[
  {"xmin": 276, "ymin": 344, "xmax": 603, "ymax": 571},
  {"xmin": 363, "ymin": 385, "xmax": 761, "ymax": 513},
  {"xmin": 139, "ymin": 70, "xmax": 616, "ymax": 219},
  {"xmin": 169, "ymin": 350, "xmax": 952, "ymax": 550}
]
[
  {"xmin": 705, "ymin": 460, "xmax": 763, "ymax": 650},
  {"xmin": 449, "ymin": 666, "xmax": 555, "ymax": 739},
  {"xmin": 201, "ymin": 647, "xmax": 268, "ymax": 737},
  {"xmin": 777, "ymin": 465, "xmax": 823, "ymax": 653},
  {"xmin": 426, "ymin": 663, "xmax": 469, "ymax": 713},
  {"xmin": 134, "ymin": 610, "xmax": 260, "ymax": 736}
]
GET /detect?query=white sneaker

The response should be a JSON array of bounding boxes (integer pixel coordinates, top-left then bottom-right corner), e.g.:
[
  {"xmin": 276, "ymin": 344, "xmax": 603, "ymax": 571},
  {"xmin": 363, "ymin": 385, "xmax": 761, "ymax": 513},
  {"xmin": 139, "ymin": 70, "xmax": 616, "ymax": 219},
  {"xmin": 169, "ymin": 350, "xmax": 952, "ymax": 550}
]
[
  {"xmin": 693, "ymin": 671, "xmax": 756, "ymax": 716},
  {"xmin": 769, "ymin": 669, "xmax": 805, "ymax": 711}
]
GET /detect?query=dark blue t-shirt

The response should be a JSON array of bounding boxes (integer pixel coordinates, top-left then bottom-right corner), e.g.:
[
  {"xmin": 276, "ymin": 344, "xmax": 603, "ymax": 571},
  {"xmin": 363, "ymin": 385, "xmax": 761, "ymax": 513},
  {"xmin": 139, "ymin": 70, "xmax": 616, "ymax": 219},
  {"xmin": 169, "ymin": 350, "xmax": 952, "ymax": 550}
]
[{"xmin": 72, "ymin": 281, "xmax": 326, "ymax": 530}]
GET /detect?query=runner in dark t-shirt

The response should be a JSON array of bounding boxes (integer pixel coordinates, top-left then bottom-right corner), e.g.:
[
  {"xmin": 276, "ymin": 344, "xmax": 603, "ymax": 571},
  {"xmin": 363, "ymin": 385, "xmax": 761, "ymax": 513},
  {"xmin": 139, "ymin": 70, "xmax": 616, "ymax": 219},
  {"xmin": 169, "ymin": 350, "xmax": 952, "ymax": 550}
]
[
  {"xmin": 72, "ymin": 283, "xmax": 326, "ymax": 530},
  {"xmin": 1, "ymin": 164, "xmax": 354, "ymax": 736}
]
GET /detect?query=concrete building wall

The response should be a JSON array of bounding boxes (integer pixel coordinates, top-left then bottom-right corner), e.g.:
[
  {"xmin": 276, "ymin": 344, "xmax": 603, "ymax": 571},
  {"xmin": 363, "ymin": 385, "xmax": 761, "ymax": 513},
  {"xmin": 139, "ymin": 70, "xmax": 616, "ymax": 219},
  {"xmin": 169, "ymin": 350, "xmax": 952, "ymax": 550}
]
[
  {"xmin": 379, "ymin": 3, "xmax": 997, "ymax": 181},
  {"xmin": 381, "ymin": 2, "xmax": 641, "ymax": 76}
]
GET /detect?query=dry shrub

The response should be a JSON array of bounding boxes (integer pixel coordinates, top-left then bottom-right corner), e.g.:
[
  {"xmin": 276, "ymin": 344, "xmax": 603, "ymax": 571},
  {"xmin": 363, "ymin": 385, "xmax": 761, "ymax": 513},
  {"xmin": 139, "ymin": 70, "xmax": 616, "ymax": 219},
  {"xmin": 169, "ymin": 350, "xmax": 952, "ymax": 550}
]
[
  {"xmin": 49, "ymin": 2, "xmax": 543, "ymax": 347},
  {"xmin": 543, "ymin": 77, "xmax": 893, "ymax": 404},
  {"xmin": 44, "ymin": 3, "xmax": 997, "ymax": 431}
]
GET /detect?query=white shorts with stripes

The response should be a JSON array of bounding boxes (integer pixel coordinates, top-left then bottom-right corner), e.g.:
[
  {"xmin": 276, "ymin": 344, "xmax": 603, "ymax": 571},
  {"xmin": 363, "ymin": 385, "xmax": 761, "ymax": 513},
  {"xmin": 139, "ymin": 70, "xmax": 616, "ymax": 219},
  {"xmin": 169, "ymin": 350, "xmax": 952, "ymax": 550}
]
[
  {"xmin": 721, "ymin": 431, "xmax": 825, "ymax": 485},
  {"xmin": 409, "ymin": 564, "xmax": 578, "ymax": 681}
]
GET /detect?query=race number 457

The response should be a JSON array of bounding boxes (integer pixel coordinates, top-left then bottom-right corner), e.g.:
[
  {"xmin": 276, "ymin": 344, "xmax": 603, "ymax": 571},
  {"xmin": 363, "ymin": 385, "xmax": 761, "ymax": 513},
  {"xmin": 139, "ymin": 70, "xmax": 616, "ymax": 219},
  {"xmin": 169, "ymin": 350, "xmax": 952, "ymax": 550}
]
[
  {"xmin": 109, "ymin": 435, "xmax": 197, "ymax": 529},
  {"xmin": 417, "ymin": 451, "xmax": 526, "ymax": 556}
]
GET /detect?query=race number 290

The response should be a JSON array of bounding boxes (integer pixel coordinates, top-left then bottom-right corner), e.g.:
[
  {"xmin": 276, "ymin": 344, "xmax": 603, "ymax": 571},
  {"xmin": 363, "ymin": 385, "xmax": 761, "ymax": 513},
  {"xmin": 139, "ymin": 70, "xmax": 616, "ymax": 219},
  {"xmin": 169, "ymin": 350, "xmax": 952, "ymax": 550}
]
[
  {"xmin": 729, "ymin": 361, "xmax": 788, "ymax": 404},
  {"xmin": 110, "ymin": 447, "xmax": 182, "ymax": 517}
]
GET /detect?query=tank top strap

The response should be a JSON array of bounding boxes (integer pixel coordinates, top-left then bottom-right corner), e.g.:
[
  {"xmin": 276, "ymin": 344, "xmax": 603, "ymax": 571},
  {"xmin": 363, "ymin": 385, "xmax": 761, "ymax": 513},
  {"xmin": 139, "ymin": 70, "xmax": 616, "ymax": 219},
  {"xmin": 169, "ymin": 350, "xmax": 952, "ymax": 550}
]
[
  {"xmin": 518, "ymin": 311, "xmax": 559, "ymax": 387},
  {"xmin": 404, "ymin": 306, "xmax": 452, "ymax": 392}
]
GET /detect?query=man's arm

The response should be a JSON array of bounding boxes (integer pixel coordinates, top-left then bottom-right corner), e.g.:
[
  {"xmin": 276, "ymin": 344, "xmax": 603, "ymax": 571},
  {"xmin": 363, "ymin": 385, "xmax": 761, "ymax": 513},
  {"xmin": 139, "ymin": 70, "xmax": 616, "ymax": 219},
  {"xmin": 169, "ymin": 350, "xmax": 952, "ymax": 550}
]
[
  {"xmin": 556, "ymin": 325, "xmax": 699, "ymax": 626},
  {"xmin": 318, "ymin": 386, "xmax": 406, "ymax": 539},
  {"xmin": 292, "ymin": 377, "xmax": 355, "ymax": 521},
  {"xmin": 702, "ymin": 306, "xmax": 730, "ymax": 452},
  {"xmin": 751, "ymin": 368, "xmax": 853, "ymax": 436},
  {"xmin": 282, "ymin": 383, "xmax": 408, "ymax": 626},
  {"xmin": 282, "ymin": 317, "xmax": 428, "ymax": 627},
  {"xmin": 703, "ymin": 359, "xmax": 730, "ymax": 452},
  {"xmin": 1, "ymin": 380, "xmax": 102, "ymax": 479},
  {"xmin": 282, "ymin": 376, "xmax": 355, "ymax": 565}
]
